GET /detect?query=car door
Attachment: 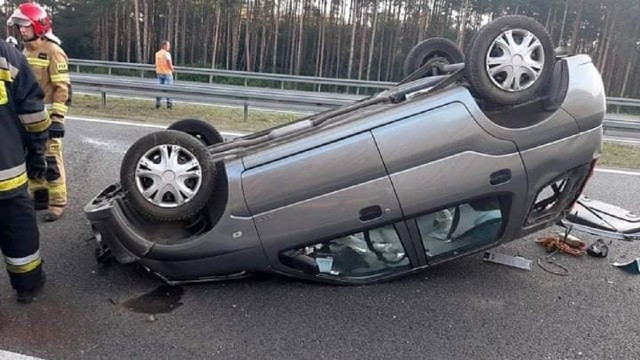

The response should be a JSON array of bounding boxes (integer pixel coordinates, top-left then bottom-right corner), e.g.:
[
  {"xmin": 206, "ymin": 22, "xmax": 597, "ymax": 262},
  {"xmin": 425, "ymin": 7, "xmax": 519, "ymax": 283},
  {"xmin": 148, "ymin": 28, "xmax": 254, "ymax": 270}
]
[
  {"xmin": 241, "ymin": 131, "xmax": 420, "ymax": 282},
  {"xmin": 371, "ymin": 102, "xmax": 528, "ymax": 263}
]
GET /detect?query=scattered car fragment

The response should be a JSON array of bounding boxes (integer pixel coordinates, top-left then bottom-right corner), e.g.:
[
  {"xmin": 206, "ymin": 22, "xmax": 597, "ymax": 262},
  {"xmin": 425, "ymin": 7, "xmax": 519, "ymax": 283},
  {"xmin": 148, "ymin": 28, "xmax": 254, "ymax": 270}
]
[
  {"xmin": 586, "ymin": 239, "xmax": 609, "ymax": 258},
  {"xmin": 613, "ymin": 258, "xmax": 640, "ymax": 274},
  {"xmin": 85, "ymin": 15, "xmax": 606, "ymax": 285},
  {"xmin": 563, "ymin": 197, "xmax": 640, "ymax": 241},
  {"xmin": 483, "ymin": 252, "xmax": 532, "ymax": 271}
]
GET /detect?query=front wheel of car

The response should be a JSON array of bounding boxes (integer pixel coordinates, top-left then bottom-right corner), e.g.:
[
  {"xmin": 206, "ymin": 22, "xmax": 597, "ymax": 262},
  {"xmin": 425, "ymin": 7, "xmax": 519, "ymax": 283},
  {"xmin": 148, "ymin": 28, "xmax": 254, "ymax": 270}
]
[
  {"xmin": 120, "ymin": 130, "xmax": 216, "ymax": 222},
  {"xmin": 464, "ymin": 15, "xmax": 555, "ymax": 105},
  {"xmin": 167, "ymin": 118, "xmax": 224, "ymax": 146},
  {"xmin": 403, "ymin": 37, "xmax": 464, "ymax": 78}
]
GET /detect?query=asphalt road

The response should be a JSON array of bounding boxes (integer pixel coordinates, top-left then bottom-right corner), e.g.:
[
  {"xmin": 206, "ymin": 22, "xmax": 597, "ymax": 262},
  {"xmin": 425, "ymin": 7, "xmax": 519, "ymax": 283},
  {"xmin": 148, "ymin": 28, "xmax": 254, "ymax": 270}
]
[{"xmin": 1, "ymin": 118, "xmax": 639, "ymax": 360}]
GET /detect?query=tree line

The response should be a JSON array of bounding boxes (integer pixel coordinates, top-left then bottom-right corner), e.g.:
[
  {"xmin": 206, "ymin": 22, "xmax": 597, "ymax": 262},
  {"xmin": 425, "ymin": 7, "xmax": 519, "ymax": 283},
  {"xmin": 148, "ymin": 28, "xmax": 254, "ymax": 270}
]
[{"xmin": 1, "ymin": 0, "xmax": 639, "ymax": 97}]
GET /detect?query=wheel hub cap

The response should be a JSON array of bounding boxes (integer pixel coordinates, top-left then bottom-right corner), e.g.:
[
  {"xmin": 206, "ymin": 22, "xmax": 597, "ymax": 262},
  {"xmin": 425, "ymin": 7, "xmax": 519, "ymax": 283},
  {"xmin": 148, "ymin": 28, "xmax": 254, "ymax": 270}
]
[
  {"xmin": 511, "ymin": 54, "xmax": 523, "ymax": 66},
  {"xmin": 134, "ymin": 144, "xmax": 203, "ymax": 208},
  {"xmin": 485, "ymin": 29, "xmax": 545, "ymax": 92},
  {"xmin": 163, "ymin": 170, "xmax": 176, "ymax": 181}
]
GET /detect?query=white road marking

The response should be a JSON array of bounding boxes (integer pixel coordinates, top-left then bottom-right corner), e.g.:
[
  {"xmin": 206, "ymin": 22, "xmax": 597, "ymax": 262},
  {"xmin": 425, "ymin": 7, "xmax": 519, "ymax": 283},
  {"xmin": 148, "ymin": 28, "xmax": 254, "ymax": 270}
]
[
  {"xmin": 594, "ymin": 168, "xmax": 640, "ymax": 176},
  {"xmin": 66, "ymin": 116, "xmax": 245, "ymax": 137},
  {"xmin": 80, "ymin": 136, "xmax": 127, "ymax": 154},
  {"xmin": 0, "ymin": 350, "xmax": 45, "ymax": 360}
]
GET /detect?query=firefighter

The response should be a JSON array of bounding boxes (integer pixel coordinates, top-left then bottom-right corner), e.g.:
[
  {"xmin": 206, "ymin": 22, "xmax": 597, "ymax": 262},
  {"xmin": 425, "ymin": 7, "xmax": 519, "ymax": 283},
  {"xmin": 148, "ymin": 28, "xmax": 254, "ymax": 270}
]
[
  {"xmin": 0, "ymin": 37, "xmax": 50, "ymax": 303},
  {"xmin": 8, "ymin": 3, "xmax": 71, "ymax": 222}
]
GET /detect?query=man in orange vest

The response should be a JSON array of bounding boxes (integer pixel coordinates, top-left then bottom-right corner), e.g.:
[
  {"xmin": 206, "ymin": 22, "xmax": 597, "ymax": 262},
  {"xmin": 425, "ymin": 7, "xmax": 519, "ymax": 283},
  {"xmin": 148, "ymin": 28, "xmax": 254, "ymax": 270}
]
[{"xmin": 155, "ymin": 40, "xmax": 175, "ymax": 109}]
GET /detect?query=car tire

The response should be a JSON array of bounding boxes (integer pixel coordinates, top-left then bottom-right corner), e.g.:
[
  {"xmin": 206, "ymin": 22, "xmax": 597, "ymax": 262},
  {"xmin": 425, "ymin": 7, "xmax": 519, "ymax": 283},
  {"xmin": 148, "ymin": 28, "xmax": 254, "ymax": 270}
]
[
  {"xmin": 167, "ymin": 118, "xmax": 224, "ymax": 146},
  {"xmin": 464, "ymin": 15, "xmax": 555, "ymax": 105},
  {"xmin": 403, "ymin": 37, "xmax": 464, "ymax": 78},
  {"xmin": 120, "ymin": 130, "xmax": 216, "ymax": 222}
]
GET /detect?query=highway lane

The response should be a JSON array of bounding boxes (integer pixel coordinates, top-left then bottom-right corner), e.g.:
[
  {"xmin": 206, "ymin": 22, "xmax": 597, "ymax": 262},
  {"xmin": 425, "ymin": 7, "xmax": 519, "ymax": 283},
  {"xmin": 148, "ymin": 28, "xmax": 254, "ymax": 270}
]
[{"xmin": 0, "ymin": 118, "xmax": 639, "ymax": 360}]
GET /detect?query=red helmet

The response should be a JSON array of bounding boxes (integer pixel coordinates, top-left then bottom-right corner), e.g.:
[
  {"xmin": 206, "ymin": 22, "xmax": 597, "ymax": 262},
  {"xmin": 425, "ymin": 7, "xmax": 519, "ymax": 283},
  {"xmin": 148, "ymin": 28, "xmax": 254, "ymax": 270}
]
[{"xmin": 7, "ymin": 3, "xmax": 52, "ymax": 38}]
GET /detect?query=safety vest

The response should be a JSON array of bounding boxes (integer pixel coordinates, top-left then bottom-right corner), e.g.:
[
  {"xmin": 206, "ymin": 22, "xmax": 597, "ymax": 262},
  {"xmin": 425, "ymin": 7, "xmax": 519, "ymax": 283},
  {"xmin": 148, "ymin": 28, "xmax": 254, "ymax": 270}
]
[{"xmin": 155, "ymin": 49, "xmax": 172, "ymax": 75}]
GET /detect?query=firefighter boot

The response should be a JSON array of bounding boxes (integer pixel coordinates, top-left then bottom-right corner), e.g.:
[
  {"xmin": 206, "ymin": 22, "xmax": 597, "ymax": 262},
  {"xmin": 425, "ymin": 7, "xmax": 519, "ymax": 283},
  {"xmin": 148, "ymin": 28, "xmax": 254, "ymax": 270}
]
[
  {"xmin": 33, "ymin": 189, "xmax": 49, "ymax": 210},
  {"xmin": 16, "ymin": 271, "xmax": 46, "ymax": 304},
  {"xmin": 43, "ymin": 205, "xmax": 64, "ymax": 222}
]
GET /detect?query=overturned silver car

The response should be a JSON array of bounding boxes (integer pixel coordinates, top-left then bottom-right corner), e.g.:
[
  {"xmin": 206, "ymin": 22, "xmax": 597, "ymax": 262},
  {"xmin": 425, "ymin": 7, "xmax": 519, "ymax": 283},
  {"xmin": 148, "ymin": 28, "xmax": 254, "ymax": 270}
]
[{"xmin": 85, "ymin": 16, "xmax": 610, "ymax": 285}]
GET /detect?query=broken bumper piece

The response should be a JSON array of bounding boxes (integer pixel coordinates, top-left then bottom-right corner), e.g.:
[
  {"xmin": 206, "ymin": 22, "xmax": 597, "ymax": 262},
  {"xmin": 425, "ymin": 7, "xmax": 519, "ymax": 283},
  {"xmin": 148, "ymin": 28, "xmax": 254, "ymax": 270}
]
[{"xmin": 562, "ymin": 196, "xmax": 640, "ymax": 241}]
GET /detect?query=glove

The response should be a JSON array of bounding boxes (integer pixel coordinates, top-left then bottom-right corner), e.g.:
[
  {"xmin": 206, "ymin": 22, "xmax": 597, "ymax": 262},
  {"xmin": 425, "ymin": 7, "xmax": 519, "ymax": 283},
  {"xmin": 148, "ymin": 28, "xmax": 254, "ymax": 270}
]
[
  {"xmin": 26, "ymin": 154, "xmax": 47, "ymax": 180},
  {"xmin": 49, "ymin": 120, "xmax": 65, "ymax": 138}
]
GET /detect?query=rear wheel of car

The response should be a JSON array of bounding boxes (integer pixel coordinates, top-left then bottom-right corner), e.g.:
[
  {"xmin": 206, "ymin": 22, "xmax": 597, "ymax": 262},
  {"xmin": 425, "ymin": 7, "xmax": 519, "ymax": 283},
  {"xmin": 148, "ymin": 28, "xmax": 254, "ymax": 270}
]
[
  {"xmin": 120, "ymin": 130, "xmax": 216, "ymax": 222},
  {"xmin": 403, "ymin": 37, "xmax": 464, "ymax": 78},
  {"xmin": 464, "ymin": 15, "xmax": 555, "ymax": 105},
  {"xmin": 167, "ymin": 118, "xmax": 224, "ymax": 146}
]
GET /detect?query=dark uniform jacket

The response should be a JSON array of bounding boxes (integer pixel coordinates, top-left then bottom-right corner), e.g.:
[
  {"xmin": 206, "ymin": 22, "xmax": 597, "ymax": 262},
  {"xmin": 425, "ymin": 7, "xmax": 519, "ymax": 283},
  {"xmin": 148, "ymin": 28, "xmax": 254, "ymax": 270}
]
[{"xmin": 0, "ymin": 41, "xmax": 50, "ymax": 199}]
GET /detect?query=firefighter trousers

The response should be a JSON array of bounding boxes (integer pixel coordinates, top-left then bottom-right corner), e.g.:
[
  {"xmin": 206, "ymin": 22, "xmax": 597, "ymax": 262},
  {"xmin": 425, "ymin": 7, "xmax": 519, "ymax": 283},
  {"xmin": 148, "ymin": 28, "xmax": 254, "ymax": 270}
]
[
  {"xmin": 0, "ymin": 190, "xmax": 45, "ymax": 292},
  {"xmin": 28, "ymin": 137, "xmax": 67, "ymax": 208}
]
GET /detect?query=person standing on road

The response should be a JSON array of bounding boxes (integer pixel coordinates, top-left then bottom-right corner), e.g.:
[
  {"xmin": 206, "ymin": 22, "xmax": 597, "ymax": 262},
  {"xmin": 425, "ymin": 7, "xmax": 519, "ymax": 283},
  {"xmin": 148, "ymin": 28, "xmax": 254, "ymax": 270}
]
[
  {"xmin": 0, "ymin": 37, "xmax": 50, "ymax": 303},
  {"xmin": 155, "ymin": 40, "xmax": 175, "ymax": 109},
  {"xmin": 8, "ymin": 2, "xmax": 72, "ymax": 222}
]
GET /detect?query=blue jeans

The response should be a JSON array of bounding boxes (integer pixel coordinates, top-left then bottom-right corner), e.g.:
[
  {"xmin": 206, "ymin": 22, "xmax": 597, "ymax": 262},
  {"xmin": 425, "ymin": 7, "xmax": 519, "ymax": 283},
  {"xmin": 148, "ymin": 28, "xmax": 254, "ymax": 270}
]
[{"xmin": 156, "ymin": 74, "xmax": 173, "ymax": 108}]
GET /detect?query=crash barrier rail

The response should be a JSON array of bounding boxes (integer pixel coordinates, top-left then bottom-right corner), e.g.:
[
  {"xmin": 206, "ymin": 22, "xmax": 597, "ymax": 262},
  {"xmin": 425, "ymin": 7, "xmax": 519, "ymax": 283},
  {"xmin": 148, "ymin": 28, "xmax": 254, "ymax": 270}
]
[
  {"xmin": 69, "ymin": 58, "xmax": 396, "ymax": 93},
  {"xmin": 70, "ymin": 73, "xmax": 640, "ymax": 137},
  {"xmin": 71, "ymin": 74, "xmax": 365, "ymax": 115},
  {"xmin": 70, "ymin": 59, "xmax": 640, "ymax": 112},
  {"xmin": 607, "ymin": 97, "xmax": 640, "ymax": 114}
]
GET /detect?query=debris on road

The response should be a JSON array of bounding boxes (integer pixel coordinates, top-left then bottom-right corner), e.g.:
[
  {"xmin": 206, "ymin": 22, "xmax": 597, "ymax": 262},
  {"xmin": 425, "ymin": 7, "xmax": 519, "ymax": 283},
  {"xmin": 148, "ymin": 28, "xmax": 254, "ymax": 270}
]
[
  {"xmin": 535, "ymin": 229, "xmax": 586, "ymax": 257},
  {"xmin": 587, "ymin": 239, "xmax": 609, "ymax": 258},
  {"xmin": 537, "ymin": 251, "xmax": 571, "ymax": 276},
  {"xmin": 613, "ymin": 258, "xmax": 640, "ymax": 274},
  {"xmin": 483, "ymin": 251, "xmax": 532, "ymax": 270}
]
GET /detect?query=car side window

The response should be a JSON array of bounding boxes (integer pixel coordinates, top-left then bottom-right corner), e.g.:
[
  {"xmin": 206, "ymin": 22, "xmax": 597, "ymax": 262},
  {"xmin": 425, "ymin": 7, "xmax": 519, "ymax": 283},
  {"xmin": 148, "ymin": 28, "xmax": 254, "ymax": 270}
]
[
  {"xmin": 416, "ymin": 196, "xmax": 504, "ymax": 259},
  {"xmin": 294, "ymin": 224, "xmax": 410, "ymax": 278}
]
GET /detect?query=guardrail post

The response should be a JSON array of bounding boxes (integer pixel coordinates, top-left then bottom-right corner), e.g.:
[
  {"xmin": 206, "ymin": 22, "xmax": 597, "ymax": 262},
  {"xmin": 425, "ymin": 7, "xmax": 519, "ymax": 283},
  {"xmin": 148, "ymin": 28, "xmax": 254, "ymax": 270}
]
[
  {"xmin": 141, "ymin": 70, "xmax": 144, "ymax": 78},
  {"xmin": 108, "ymin": 68, "xmax": 112, "ymax": 76},
  {"xmin": 244, "ymin": 99, "xmax": 249, "ymax": 121},
  {"xmin": 101, "ymin": 91, "xmax": 107, "ymax": 109},
  {"xmin": 209, "ymin": 75, "xmax": 213, "ymax": 83},
  {"xmin": 244, "ymin": 79, "xmax": 248, "ymax": 87}
]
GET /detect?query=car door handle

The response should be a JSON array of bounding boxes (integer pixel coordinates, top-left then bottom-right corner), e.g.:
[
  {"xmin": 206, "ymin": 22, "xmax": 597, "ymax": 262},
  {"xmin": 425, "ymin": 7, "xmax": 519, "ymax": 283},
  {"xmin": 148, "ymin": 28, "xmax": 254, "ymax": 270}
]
[
  {"xmin": 359, "ymin": 205, "xmax": 383, "ymax": 222},
  {"xmin": 490, "ymin": 169, "xmax": 512, "ymax": 185}
]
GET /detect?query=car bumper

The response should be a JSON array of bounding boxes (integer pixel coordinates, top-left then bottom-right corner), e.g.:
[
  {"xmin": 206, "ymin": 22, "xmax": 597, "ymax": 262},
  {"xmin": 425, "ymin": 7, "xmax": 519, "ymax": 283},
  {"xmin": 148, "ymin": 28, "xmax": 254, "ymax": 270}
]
[{"xmin": 85, "ymin": 184, "xmax": 154, "ymax": 264}]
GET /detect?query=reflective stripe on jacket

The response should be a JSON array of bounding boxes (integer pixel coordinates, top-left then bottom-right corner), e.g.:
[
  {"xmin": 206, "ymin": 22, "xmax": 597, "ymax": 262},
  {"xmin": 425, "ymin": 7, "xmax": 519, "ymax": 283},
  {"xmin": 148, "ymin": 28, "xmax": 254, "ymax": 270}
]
[
  {"xmin": 23, "ymin": 38, "xmax": 70, "ymax": 123},
  {"xmin": 0, "ymin": 43, "xmax": 49, "ymax": 199}
]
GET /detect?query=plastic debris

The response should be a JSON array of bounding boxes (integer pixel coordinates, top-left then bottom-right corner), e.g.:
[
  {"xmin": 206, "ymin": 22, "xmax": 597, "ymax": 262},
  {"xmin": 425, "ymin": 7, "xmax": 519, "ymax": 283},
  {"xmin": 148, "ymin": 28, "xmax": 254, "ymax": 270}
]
[
  {"xmin": 613, "ymin": 258, "xmax": 640, "ymax": 274},
  {"xmin": 587, "ymin": 239, "xmax": 609, "ymax": 258},
  {"xmin": 483, "ymin": 251, "xmax": 532, "ymax": 270}
]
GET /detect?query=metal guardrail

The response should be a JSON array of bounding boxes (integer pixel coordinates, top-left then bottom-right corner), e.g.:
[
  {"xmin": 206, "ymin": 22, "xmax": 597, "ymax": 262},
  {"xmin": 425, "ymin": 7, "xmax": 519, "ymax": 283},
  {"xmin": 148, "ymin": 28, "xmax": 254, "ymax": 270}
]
[
  {"xmin": 70, "ymin": 63, "xmax": 640, "ymax": 135},
  {"xmin": 70, "ymin": 58, "xmax": 640, "ymax": 108},
  {"xmin": 71, "ymin": 74, "xmax": 365, "ymax": 114},
  {"xmin": 607, "ymin": 97, "xmax": 640, "ymax": 107},
  {"xmin": 69, "ymin": 59, "xmax": 396, "ymax": 91}
]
